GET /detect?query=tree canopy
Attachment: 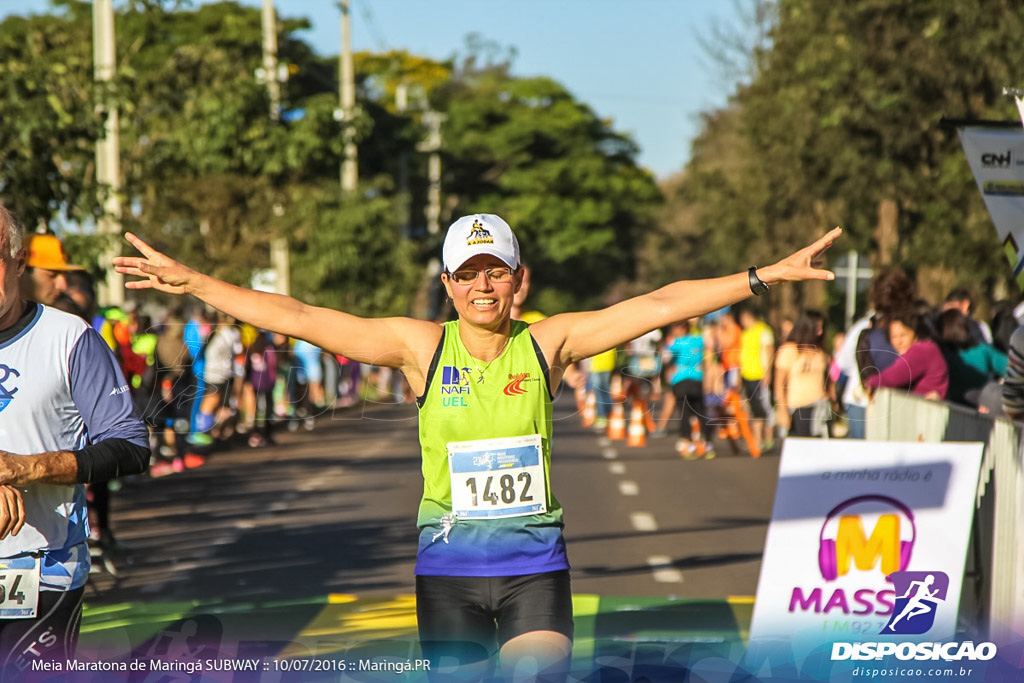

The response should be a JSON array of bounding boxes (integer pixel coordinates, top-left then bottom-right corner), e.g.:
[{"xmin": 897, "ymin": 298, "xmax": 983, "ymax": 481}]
[
  {"xmin": 4, "ymin": 0, "xmax": 1024, "ymax": 323},
  {"xmin": 0, "ymin": 1, "xmax": 659, "ymax": 316},
  {"xmin": 645, "ymin": 0, "xmax": 1024, "ymax": 323}
]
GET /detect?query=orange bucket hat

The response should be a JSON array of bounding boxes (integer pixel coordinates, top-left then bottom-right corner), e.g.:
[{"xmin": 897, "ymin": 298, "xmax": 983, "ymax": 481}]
[{"xmin": 25, "ymin": 234, "xmax": 85, "ymax": 271}]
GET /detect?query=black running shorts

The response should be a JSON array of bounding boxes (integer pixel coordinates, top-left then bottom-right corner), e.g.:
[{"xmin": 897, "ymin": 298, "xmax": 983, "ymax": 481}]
[
  {"xmin": 416, "ymin": 570, "xmax": 574, "ymax": 665},
  {"xmin": 0, "ymin": 586, "xmax": 85, "ymax": 677}
]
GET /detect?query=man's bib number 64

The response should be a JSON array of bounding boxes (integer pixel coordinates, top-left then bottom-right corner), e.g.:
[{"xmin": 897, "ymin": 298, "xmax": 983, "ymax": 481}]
[
  {"xmin": 0, "ymin": 556, "xmax": 40, "ymax": 619},
  {"xmin": 448, "ymin": 434, "xmax": 547, "ymax": 519}
]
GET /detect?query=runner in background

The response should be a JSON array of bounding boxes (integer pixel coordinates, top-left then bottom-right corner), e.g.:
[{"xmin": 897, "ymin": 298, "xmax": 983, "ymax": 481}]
[
  {"xmin": 622, "ymin": 328, "xmax": 663, "ymax": 434},
  {"xmin": 661, "ymin": 318, "xmax": 713, "ymax": 457},
  {"xmin": 0, "ymin": 207, "xmax": 149, "ymax": 669},
  {"xmin": 737, "ymin": 305, "xmax": 775, "ymax": 453},
  {"xmin": 587, "ymin": 348, "xmax": 617, "ymax": 431}
]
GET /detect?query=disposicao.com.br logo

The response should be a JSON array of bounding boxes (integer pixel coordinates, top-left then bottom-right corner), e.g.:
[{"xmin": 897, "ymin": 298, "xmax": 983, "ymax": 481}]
[
  {"xmin": 830, "ymin": 641, "xmax": 996, "ymax": 662},
  {"xmin": 830, "ymin": 570, "xmax": 996, "ymax": 664}
]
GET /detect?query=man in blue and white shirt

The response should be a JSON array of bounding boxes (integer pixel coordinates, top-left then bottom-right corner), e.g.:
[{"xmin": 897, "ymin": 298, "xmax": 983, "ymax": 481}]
[{"xmin": 0, "ymin": 207, "xmax": 149, "ymax": 674}]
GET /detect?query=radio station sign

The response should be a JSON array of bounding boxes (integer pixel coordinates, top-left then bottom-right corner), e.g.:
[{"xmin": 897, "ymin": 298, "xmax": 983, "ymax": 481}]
[{"xmin": 749, "ymin": 439, "xmax": 983, "ymax": 660}]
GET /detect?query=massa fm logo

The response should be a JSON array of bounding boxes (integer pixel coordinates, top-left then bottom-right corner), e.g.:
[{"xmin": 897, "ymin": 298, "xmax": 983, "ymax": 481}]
[
  {"xmin": 818, "ymin": 495, "xmax": 916, "ymax": 581},
  {"xmin": 466, "ymin": 219, "xmax": 494, "ymax": 246}
]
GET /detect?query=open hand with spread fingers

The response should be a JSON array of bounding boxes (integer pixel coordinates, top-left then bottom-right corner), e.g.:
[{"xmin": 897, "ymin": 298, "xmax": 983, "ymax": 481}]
[
  {"xmin": 757, "ymin": 227, "xmax": 843, "ymax": 286},
  {"xmin": 112, "ymin": 232, "xmax": 197, "ymax": 295}
]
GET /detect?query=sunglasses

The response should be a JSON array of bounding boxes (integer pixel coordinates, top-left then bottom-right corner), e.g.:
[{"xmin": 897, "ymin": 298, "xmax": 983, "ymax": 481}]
[{"xmin": 448, "ymin": 267, "xmax": 515, "ymax": 284}]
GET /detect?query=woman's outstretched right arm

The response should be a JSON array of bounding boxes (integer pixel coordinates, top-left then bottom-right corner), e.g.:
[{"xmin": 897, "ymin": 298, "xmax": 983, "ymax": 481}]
[{"xmin": 113, "ymin": 232, "xmax": 440, "ymax": 376}]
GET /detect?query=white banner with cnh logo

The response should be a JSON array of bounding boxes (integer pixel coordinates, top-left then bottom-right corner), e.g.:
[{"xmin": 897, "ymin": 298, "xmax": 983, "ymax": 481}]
[
  {"xmin": 749, "ymin": 439, "xmax": 983, "ymax": 655},
  {"xmin": 957, "ymin": 126, "xmax": 1024, "ymax": 289}
]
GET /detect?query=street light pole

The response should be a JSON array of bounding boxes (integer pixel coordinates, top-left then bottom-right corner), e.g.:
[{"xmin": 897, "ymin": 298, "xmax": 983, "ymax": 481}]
[
  {"xmin": 259, "ymin": 1, "xmax": 289, "ymax": 295},
  {"xmin": 93, "ymin": 0, "xmax": 124, "ymax": 306},
  {"xmin": 338, "ymin": 0, "xmax": 358, "ymax": 196},
  {"xmin": 419, "ymin": 111, "xmax": 446, "ymax": 235},
  {"xmin": 261, "ymin": 0, "xmax": 281, "ymax": 121}
]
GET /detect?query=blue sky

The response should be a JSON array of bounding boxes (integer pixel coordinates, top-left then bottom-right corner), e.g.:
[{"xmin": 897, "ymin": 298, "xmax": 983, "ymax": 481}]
[{"xmin": 8, "ymin": 0, "xmax": 747, "ymax": 179}]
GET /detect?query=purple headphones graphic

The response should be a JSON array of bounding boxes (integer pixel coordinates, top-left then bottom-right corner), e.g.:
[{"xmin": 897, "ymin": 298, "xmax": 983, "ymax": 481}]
[{"xmin": 818, "ymin": 494, "xmax": 916, "ymax": 581}]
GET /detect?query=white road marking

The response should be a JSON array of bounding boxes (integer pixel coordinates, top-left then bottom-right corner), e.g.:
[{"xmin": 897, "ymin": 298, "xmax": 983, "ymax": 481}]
[
  {"xmin": 602, "ymin": 447, "xmax": 618, "ymax": 460},
  {"xmin": 630, "ymin": 511, "xmax": 658, "ymax": 531},
  {"xmin": 619, "ymin": 480, "xmax": 639, "ymax": 496},
  {"xmin": 609, "ymin": 462, "xmax": 626, "ymax": 475},
  {"xmin": 647, "ymin": 555, "xmax": 684, "ymax": 583}
]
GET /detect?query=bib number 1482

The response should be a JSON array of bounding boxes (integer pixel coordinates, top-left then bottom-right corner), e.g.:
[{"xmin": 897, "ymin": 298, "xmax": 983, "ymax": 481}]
[
  {"xmin": 448, "ymin": 435, "xmax": 547, "ymax": 519},
  {"xmin": 465, "ymin": 472, "xmax": 534, "ymax": 507}
]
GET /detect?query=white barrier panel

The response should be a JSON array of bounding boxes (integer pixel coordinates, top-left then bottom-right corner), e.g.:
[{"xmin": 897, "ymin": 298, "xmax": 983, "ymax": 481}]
[
  {"xmin": 867, "ymin": 389, "xmax": 1024, "ymax": 643},
  {"xmin": 750, "ymin": 438, "xmax": 983, "ymax": 658}
]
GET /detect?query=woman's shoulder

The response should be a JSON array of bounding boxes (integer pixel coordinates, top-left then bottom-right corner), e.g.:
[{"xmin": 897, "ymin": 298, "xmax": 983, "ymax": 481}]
[{"xmin": 775, "ymin": 341, "xmax": 799, "ymax": 363}]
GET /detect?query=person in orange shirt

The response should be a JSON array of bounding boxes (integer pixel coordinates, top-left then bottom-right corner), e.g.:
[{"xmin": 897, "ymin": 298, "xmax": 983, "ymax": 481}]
[{"xmin": 717, "ymin": 309, "xmax": 743, "ymax": 391}]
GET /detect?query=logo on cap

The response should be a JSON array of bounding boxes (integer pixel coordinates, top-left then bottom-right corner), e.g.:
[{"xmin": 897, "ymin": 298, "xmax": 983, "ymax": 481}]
[{"xmin": 466, "ymin": 219, "xmax": 494, "ymax": 246}]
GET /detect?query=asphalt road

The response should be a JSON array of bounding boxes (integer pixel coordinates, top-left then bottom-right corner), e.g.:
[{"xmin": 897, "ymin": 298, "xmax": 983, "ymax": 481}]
[{"xmin": 85, "ymin": 391, "xmax": 781, "ymax": 607}]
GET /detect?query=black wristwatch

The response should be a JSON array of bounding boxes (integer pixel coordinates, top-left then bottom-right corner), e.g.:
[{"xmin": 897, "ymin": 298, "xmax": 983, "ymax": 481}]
[{"xmin": 748, "ymin": 267, "xmax": 769, "ymax": 296}]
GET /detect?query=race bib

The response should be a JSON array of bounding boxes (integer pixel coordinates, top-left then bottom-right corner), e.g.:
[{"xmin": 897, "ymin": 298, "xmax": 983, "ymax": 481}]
[
  {"xmin": 448, "ymin": 435, "xmax": 548, "ymax": 519},
  {"xmin": 0, "ymin": 556, "xmax": 40, "ymax": 619}
]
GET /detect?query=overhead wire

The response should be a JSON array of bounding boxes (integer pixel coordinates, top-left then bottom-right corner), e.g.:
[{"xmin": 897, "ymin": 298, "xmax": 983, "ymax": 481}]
[{"xmin": 354, "ymin": 0, "xmax": 388, "ymax": 51}]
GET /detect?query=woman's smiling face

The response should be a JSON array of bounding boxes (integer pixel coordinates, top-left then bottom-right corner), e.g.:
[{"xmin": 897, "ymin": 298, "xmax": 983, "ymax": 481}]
[{"xmin": 442, "ymin": 255, "xmax": 523, "ymax": 328}]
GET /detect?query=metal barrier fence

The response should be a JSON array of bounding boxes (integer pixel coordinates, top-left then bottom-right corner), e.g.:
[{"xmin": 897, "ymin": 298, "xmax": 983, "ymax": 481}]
[{"xmin": 867, "ymin": 388, "xmax": 1024, "ymax": 643}]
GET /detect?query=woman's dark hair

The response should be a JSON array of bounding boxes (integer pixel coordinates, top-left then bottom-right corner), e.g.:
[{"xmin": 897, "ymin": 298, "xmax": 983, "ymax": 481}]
[
  {"xmin": 989, "ymin": 300, "xmax": 1018, "ymax": 354},
  {"xmin": 787, "ymin": 309, "xmax": 825, "ymax": 349},
  {"xmin": 939, "ymin": 308, "xmax": 974, "ymax": 350},
  {"xmin": 250, "ymin": 332, "xmax": 268, "ymax": 354},
  {"xmin": 869, "ymin": 268, "xmax": 916, "ymax": 318},
  {"xmin": 890, "ymin": 301, "xmax": 937, "ymax": 342}
]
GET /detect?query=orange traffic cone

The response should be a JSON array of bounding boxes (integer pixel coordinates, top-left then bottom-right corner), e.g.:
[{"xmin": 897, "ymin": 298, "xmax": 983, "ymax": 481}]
[
  {"xmin": 641, "ymin": 399, "xmax": 656, "ymax": 434},
  {"xmin": 607, "ymin": 402, "xmax": 626, "ymax": 440},
  {"xmin": 627, "ymin": 404, "xmax": 647, "ymax": 447},
  {"xmin": 610, "ymin": 374, "xmax": 626, "ymax": 404},
  {"xmin": 582, "ymin": 392, "xmax": 596, "ymax": 428},
  {"xmin": 690, "ymin": 417, "xmax": 706, "ymax": 457}
]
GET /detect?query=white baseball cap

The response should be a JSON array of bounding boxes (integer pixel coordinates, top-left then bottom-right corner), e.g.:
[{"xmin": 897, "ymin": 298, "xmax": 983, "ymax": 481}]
[{"xmin": 442, "ymin": 214, "xmax": 520, "ymax": 272}]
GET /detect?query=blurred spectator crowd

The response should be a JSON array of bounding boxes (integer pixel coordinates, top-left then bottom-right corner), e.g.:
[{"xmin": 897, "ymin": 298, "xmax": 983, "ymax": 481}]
[{"xmin": 577, "ymin": 266, "xmax": 1024, "ymax": 460}]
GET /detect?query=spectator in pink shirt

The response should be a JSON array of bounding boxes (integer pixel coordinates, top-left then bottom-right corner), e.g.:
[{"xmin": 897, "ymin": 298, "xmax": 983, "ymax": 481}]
[{"xmin": 867, "ymin": 304, "xmax": 948, "ymax": 400}]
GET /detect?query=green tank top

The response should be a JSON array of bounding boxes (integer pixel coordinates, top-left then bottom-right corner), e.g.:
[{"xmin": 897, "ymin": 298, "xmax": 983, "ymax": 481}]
[{"xmin": 414, "ymin": 319, "xmax": 568, "ymax": 576}]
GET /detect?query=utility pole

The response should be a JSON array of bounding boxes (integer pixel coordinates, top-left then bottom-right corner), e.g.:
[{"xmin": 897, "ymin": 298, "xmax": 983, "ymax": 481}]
[
  {"xmin": 260, "ymin": 0, "xmax": 289, "ymax": 295},
  {"xmin": 419, "ymin": 111, "xmax": 446, "ymax": 235},
  {"xmin": 93, "ymin": 0, "xmax": 124, "ymax": 306},
  {"xmin": 338, "ymin": 0, "xmax": 358, "ymax": 196},
  {"xmin": 413, "ymin": 110, "xmax": 446, "ymax": 320},
  {"xmin": 396, "ymin": 83, "xmax": 411, "ymax": 239},
  {"xmin": 261, "ymin": 0, "xmax": 281, "ymax": 121}
]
